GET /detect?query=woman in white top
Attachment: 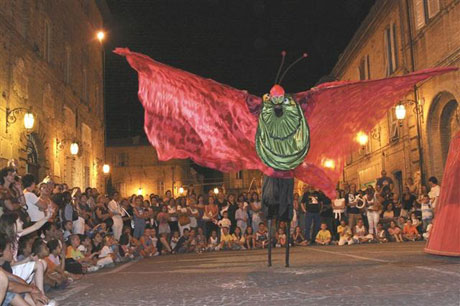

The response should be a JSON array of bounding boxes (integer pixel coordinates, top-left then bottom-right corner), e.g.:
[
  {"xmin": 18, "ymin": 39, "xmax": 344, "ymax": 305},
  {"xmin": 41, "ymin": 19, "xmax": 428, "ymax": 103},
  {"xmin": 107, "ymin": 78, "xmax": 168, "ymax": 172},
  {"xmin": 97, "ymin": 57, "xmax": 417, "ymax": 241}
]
[
  {"xmin": 332, "ymin": 189, "xmax": 346, "ymax": 240},
  {"xmin": 249, "ymin": 192, "xmax": 262, "ymax": 233},
  {"xmin": 363, "ymin": 187, "xmax": 382, "ymax": 236}
]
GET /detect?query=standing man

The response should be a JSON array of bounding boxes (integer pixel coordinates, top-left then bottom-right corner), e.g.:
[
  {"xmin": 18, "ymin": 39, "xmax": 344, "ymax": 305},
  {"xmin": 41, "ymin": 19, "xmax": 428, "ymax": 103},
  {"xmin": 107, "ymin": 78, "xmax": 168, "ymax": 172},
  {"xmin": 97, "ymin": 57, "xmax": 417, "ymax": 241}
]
[
  {"xmin": 22, "ymin": 174, "xmax": 47, "ymax": 222},
  {"xmin": 108, "ymin": 191, "xmax": 124, "ymax": 240},
  {"xmin": 376, "ymin": 170, "xmax": 394, "ymax": 200},
  {"xmin": 346, "ymin": 184, "xmax": 361, "ymax": 230},
  {"xmin": 428, "ymin": 176, "xmax": 440, "ymax": 213},
  {"xmin": 301, "ymin": 186, "xmax": 322, "ymax": 243}
]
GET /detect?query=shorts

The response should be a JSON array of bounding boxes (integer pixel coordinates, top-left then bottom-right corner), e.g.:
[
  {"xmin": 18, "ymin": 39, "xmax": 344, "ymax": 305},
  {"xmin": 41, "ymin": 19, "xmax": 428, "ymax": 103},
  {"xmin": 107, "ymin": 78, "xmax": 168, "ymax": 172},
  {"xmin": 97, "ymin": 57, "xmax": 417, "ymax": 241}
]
[{"xmin": 2, "ymin": 292, "xmax": 26, "ymax": 306}]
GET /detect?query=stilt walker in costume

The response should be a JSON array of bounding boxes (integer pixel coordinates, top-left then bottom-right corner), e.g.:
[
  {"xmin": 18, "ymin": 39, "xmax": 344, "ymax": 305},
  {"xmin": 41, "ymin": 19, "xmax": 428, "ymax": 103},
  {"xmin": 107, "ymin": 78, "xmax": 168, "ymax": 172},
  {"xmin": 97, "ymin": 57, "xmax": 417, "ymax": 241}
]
[{"xmin": 115, "ymin": 47, "xmax": 456, "ymax": 266}]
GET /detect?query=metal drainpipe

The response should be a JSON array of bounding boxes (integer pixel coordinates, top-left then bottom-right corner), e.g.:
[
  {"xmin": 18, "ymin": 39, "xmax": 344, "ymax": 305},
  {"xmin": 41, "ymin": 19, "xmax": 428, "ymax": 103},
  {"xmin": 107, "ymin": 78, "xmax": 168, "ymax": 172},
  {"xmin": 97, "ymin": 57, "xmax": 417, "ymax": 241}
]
[{"xmin": 405, "ymin": 0, "xmax": 426, "ymax": 185}]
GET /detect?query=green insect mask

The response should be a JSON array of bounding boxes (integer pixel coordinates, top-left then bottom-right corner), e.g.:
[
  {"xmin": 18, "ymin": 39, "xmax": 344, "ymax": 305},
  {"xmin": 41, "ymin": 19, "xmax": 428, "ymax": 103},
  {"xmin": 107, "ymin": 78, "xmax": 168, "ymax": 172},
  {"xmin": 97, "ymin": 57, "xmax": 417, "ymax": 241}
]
[{"xmin": 255, "ymin": 84, "xmax": 310, "ymax": 171}]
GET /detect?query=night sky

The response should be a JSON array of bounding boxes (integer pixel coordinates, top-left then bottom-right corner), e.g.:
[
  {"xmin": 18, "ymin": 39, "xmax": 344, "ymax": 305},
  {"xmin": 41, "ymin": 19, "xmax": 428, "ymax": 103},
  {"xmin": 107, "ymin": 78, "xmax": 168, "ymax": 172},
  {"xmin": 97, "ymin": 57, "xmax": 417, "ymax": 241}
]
[{"xmin": 105, "ymin": 0, "xmax": 376, "ymax": 140}]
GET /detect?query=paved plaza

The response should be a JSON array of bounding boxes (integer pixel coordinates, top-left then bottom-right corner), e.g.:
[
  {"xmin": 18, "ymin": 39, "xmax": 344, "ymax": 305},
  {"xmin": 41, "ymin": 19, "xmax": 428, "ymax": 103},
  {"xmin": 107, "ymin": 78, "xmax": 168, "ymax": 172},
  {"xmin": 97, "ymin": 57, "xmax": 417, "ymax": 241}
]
[{"xmin": 54, "ymin": 242, "xmax": 460, "ymax": 306}]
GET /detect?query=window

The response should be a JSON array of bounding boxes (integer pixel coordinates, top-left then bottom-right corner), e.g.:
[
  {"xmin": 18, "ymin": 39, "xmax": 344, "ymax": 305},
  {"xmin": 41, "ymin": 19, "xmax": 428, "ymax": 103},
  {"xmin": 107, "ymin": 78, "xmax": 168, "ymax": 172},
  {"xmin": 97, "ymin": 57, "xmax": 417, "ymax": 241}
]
[
  {"xmin": 236, "ymin": 171, "xmax": 243, "ymax": 180},
  {"xmin": 157, "ymin": 181, "xmax": 165, "ymax": 196},
  {"xmin": 44, "ymin": 19, "xmax": 51, "ymax": 62},
  {"xmin": 358, "ymin": 55, "xmax": 370, "ymax": 80},
  {"xmin": 388, "ymin": 107, "xmax": 400, "ymax": 142},
  {"xmin": 95, "ymin": 85, "xmax": 99, "ymax": 110},
  {"xmin": 427, "ymin": 0, "xmax": 440, "ymax": 19},
  {"xmin": 117, "ymin": 153, "xmax": 129, "ymax": 167},
  {"xmin": 384, "ymin": 24, "xmax": 398, "ymax": 76},
  {"xmin": 84, "ymin": 166, "xmax": 90, "ymax": 188},
  {"xmin": 65, "ymin": 45, "xmax": 71, "ymax": 84},
  {"xmin": 413, "ymin": 0, "xmax": 440, "ymax": 30},
  {"xmin": 82, "ymin": 68, "xmax": 88, "ymax": 103}
]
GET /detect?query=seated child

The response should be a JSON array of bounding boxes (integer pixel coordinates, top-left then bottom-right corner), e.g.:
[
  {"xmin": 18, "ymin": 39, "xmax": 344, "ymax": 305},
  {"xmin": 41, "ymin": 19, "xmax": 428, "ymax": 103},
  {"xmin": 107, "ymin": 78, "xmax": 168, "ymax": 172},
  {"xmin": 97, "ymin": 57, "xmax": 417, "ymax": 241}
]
[
  {"xmin": 139, "ymin": 228, "xmax": 158, "ymax": 257},
  {"xmin": 231, "ymin": 227, "xmax": 245, "ymax": 250},
  {"xmin": 376, "ymin": 223, "xmax": 388, "ymax": 243},
  {"xmin": 65, "ymin": 234, "xmax": 98, "ymax": 273},
  {"xmin": 387, "ymin": 221, "xmax": 403, "ymax": 242},
  {"xmin": 219, "ymin": 226, "xmax": 235, "ymax": 250},
  {"xmin": 170, "ymin": 231, "xmax": 180, "ymax": 252},
  {"xmin": 315, "ymin": 223, "xmax": 332, "ymax": 245},
  {"xmin": 403, "ymin": 220, "xmax": 421, "ymax": 241},
  {"xmin": 275, "ymin": 228, "xmax": 287, "ymax": 248},
  {"xmin": 244, "ymin": 226, "xmax": 256, "ymax": 250},
  {"xmin": 46, "ymin": 239, "xmax": 81, "ymax": 284},
  {"xmin": 353, "ymin": 219, "xmax": 374, "ymax": 243},
  {"xmin": 207, "ymin": 230, "xmax": 220, "ymax": 251},
  {"xmin": 293, "ymin": 226, "xmax": 308, "ymax": 246},
  {"xmin": 195, "ymin": 227, "xmax": 207, "ymax": 253},
  {"xmin": 337, "ymin": 220, "xmax": 353, "ymax": 246},
  {"xmin": 97, "ymin": 235, "xmax": 117, "ymax": 267},
  {"xmin": 255, "ymin": 223, "xmax": 268, "ymax": 249},
  {"xmin": 32, "ymin": 238, "xmax": 69, "ymax": 290}
]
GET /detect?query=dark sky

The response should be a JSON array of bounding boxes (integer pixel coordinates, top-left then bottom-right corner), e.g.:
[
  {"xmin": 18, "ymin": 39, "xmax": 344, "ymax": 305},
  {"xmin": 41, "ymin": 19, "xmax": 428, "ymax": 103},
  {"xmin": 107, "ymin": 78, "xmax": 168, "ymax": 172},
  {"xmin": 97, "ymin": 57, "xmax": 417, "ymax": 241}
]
[{"xmin": 105, "ymin": 0, "xmax": 376, "ymax": 140}]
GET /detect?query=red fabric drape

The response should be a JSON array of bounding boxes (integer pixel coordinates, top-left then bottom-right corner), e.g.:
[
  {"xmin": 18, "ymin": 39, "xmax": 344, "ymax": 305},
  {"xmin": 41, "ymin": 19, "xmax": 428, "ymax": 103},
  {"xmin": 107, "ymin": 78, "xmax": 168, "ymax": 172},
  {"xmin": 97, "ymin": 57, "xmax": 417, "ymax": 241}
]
[
  {"xmin": 425, "ymin": 131, "xmax": 460, "ymax": 256},
  {"xmin": 115, "ymin": 48, "xmax": 456, "ymax": 198}
]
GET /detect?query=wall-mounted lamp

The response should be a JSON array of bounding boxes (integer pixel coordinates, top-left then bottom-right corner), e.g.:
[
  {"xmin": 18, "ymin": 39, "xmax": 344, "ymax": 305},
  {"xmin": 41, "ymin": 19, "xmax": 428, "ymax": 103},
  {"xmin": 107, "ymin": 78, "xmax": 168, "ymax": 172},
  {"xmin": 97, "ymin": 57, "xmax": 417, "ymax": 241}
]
[
  {"xmin": 6, "ymin": 107, "xmax": 34, "ymax": 133},
  {"xmin": 395, "ymin": 98, "xmax": 425, "ymax": 126},
  {"xmin": 56, "ymin": 139, "xmax": 80, "ymax": 156},
  {"xmin": 102, "ymin": 164, "xmax": 110, "ymax": 174}
]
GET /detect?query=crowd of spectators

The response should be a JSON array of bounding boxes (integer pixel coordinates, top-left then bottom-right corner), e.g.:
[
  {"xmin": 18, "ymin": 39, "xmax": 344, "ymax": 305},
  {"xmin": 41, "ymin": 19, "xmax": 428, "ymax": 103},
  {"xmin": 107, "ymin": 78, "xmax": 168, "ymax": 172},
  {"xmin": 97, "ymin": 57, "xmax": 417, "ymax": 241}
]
[{"xmin": 0, "ymin": 163, "xmax": 441, "ymax": 305}]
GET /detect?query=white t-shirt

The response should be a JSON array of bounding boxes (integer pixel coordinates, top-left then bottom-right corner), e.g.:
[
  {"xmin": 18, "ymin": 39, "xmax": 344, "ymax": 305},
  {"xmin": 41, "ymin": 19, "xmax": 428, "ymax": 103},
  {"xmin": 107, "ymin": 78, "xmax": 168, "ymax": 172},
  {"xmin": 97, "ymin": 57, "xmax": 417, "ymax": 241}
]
[
  {"xmin": 100, "ymin": 245, "xmax": 113, "ymax": 258},
  {"xmin": 428, "ymin": 185, "xmax": 440, "ymax": 209},
  {"xmin": 24, "ymin": 191, "xmax": 45, "ymax": 221}
]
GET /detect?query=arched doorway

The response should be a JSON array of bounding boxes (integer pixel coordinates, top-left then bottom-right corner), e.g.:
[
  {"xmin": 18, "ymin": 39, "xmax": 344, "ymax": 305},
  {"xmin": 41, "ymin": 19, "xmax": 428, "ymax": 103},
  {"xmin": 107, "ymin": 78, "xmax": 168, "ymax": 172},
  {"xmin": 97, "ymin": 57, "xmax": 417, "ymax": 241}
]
[
  {"xmin": 26, "ymin": 134, "xmax": 40, "ymax": 179},
  {"xmin": 427, "ymin": 92, "xmax": 459, "ymax": 181},
  {"xmin": 25, "ymin": 133, "xmax": 46, "ymax": 181}
]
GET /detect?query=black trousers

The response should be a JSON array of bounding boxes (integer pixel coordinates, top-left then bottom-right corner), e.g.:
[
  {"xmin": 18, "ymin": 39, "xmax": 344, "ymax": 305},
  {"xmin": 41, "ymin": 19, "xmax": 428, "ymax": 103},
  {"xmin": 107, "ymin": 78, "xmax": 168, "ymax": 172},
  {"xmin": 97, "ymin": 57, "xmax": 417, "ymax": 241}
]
[{"xmin": 262, "ymin": 176, "xmax": 294, "ymax": 221}]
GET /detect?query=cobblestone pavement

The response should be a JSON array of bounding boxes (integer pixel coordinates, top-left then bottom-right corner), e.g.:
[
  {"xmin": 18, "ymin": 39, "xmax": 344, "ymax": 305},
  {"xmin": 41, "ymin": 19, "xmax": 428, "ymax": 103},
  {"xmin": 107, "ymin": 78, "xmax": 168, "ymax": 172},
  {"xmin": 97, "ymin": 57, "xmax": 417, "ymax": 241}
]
[{"xmin": 53, "ymin": 242, "xmax": 460, "ymax": 306}]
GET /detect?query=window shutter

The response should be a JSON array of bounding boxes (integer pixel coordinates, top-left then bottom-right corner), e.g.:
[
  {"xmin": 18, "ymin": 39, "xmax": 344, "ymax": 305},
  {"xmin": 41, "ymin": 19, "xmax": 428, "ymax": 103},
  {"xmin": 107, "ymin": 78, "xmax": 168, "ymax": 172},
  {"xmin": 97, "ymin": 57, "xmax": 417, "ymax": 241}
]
[
  {"xmin": 384, "ymin": 28, "xmax": 391, "ymax": 76},
  {"xmin": 366, "ymin": 55, "xmax": 371, "ymax": 79},
  {"xmin": 413, "ymin": 0, "xmax": 426, "ymax": 30},
  {"xmin": 427, "ymin": 0, "xmax": 440, "ymax": 18},
  {"xmin": 391, "ymin": 23, "xmax": 398, "ymax": 70}
]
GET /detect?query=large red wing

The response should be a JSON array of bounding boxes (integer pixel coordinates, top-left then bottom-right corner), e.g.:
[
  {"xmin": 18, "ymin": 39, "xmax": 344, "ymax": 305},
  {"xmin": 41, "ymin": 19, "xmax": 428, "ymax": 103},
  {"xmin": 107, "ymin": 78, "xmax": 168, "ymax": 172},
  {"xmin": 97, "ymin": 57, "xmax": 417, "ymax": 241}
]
[
  {"xmin": 114, "ymin": 48, "xmax": 283, "ymax": 176},
  {"xmin": 292, "ymin": 67, "xmax": 457, "ymax": 198}
]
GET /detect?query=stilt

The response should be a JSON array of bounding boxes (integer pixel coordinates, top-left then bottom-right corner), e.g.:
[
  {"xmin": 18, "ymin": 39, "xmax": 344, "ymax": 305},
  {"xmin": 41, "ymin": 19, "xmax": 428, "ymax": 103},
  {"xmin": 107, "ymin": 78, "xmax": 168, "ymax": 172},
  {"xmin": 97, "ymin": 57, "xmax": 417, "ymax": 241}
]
[
  {"xmin": 285, "ymin": 221, "xmax": 290, "ymax": 267},
  {"xmin": 267, "ymin": 218, "xmax": 272, "ymax": 267}
]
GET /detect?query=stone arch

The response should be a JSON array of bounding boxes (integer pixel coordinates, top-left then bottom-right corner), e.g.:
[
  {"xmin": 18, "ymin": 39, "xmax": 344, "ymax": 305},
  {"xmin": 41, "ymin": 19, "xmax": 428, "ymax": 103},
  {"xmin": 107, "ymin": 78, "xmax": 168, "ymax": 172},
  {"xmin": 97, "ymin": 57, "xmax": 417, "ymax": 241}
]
[{"xmin": 427, "ymin": 91, "xmax": 459, "ymax": 181}]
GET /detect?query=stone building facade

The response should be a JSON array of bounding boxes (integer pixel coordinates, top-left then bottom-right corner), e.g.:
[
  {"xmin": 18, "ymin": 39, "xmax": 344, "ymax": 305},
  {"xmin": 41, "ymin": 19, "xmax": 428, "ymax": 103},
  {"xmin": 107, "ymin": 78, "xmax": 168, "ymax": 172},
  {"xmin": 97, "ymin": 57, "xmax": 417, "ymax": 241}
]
[
  {"xmin": 0, "ymin": 0, "xmax": 106, "ymax": 189},
  {"xmin": 333, "ymin": 0, "xmax": 459, "ymax": 193},
  {"xmin": 106, "ymin": 137, "xmax": 203, "ymax": 198}
]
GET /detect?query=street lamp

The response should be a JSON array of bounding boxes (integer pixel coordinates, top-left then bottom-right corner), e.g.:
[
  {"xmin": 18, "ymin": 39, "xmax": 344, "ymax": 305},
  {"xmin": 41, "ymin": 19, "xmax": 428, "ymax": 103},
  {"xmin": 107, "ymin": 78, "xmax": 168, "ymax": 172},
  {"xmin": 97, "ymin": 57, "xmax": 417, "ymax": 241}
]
[
  {"xmin": 356, "ymin": 131, "xmax": 369, "ymax": 146},
  {"xmin": 97, "ymin": 30, "xmax": 105, "ymax": 42},
  {"xmin": 395, "ymin": 104, "xmax": 406, "ymax": 120},
  {"xmin": 322, "ymin": 158, "xmax": 335, "ymax": 169},
  {"xmin": 395, "ymin": 99, "xmax": 424, "ymax": 126},
  {"xmin": 102, "ymin": 164, "xmax": 110, "ymax": 174},
  {"xmin": 70, "ymin": 142, "xmax": 79, "ymax": 155},
  {"xmin": 5, "ymin": 107, "xmax": 34, "ymax": 133}
]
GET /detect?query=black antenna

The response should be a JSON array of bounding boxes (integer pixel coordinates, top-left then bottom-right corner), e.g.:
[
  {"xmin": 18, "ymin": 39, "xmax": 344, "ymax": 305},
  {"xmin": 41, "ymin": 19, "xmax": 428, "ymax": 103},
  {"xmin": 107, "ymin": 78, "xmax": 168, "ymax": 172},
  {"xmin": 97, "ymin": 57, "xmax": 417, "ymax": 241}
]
[
  {"xmin": 274, "ymin": 50, "xmax": 287, "ymax": 84},
  {"xmin": 278, "ymin": 53, "xmax": 308, "ymax": 84}
]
